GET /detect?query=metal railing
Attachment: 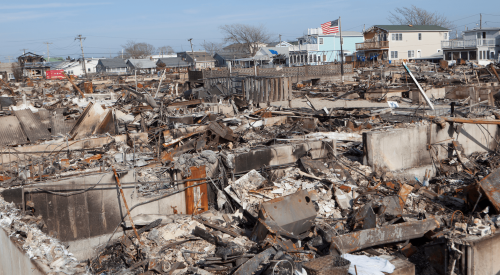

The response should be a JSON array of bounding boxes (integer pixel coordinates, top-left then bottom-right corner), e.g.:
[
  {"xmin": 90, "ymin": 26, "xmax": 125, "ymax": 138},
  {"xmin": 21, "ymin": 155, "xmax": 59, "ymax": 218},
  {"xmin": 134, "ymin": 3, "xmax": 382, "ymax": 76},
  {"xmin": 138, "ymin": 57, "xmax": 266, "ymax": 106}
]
[
  {"xmin": 289, "ymin": 44, "xmax": 319, "ymax": 51},
  {"xmin": 441, "ymin": 38, "xmax": 497, "ymax": 49},
  {"xmin": 355, "ymin": 41, "xmax": 389, "ymax": 50}
]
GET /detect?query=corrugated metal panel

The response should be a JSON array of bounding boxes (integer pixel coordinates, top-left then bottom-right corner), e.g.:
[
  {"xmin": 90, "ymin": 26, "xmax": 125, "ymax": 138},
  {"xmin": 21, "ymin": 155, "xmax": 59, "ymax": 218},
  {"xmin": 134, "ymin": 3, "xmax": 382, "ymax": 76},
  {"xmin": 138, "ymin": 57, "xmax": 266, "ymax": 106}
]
[
  {"xmin": 0, "ymin": 116, "xmax": 29, "ymax": 146},
  {"xmin": 51, "ymin": 113, "xmax": 76, "ymax": 137},
  {"xmin": 13, "ymin": 109, "xmax": 51, "ymax": 142},
  {"xmin": 35, "ymin": 108, "xmax": 51, "ymax": 132}
]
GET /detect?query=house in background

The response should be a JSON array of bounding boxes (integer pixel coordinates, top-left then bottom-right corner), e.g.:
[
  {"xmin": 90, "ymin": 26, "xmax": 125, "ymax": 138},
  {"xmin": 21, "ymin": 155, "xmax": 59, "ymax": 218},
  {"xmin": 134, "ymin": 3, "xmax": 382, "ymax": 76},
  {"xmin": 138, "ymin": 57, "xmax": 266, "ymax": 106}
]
[
  {"xmin": 356, "ymin": 25, "xmax": 449, "ymax": 62},
  {"xmin": 213, "ymin": 52, "xmax": 251, "ymax": 67},
  {"xmin": 55, "ymin": 58, "xmax": 100, "ymax": 77},
  {"xmin": 126, "ymin": 59, "xmax": 157, "ymax": 74},
  {"xmin": 96, "ymin": 59, "xmax": 128, "ymax": 75},
  {"xmin": 442, "ymin": 27, "xmax": 500, "ymax": 65},
  {"xmin": 156, "ymin": 57, "xmax": 190, "ymax": 71},
  {"xmin": 0, "ymin": 63, "xmax": 16, "ymax": 81},
  {"xmin": 266, "ymin": 41, "xmax": 293, "ymax": 48},
  {"xmin": 177, "ymin": 52, "xmax": 216, "ymax": 69},
  {"xmin": 289, "ymin": 28, "xmax": 363, "ymax": 66},
  {"xmin": 17, "ymin": 52, "xmax": 50, "ymax": 79}
]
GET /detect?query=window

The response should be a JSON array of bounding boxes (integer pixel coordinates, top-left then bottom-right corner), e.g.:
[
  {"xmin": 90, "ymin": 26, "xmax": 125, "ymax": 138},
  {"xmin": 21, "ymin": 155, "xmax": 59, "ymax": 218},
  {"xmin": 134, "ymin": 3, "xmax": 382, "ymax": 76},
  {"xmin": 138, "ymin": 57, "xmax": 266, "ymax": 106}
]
[
  {"xmin": 418, "ymin": 33, "xmax": 422, "ymax": 40},
  {"xmin": 477, "ymin": 33, "xmax": 481, "ymax": 39},
  {"xmin": 444, "ymin": 33, "xmax": 448, "ymax": 40},
  {"xmin": 408, "ymin": 50, "xmax": 415, "ymax": 58},
  {"xmin": 88, "ymin": 68, "xmax": 91, "ymax": 72},
  {"xmin": 319, "ymin": 38, "xmax": 324, "ymax": 44},
  {"xmin": 392, "ymin": 33, "xmax": 402, "ymax": 41},
  {"xmin": 391, "ymin": 51, "xmax": 398, "ymax": 59}
]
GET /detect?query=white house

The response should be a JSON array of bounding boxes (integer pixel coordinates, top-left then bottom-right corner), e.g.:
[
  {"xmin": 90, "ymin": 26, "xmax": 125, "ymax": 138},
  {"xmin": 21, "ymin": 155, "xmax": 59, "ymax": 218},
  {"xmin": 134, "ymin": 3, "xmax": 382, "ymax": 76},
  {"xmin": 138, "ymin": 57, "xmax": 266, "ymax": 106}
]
[
  {"xmin": 54, "ymin": 58, "xmax": 100, "ymax": 77},
  {"xmin": 442, "ymin": 27, "xmax": 500, "ymax": 65},
  {"xmin": 357, "ymin": 25, "xmax": 450, "ymax": 62}
]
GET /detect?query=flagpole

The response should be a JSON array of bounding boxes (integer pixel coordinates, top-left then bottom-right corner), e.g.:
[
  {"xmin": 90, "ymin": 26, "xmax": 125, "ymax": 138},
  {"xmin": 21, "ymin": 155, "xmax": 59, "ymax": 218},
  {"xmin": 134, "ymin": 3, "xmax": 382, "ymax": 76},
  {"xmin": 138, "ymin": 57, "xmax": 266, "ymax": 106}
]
[{"xmin": 339, "ymin": 16, "xmax": 344, "ymax": 84}]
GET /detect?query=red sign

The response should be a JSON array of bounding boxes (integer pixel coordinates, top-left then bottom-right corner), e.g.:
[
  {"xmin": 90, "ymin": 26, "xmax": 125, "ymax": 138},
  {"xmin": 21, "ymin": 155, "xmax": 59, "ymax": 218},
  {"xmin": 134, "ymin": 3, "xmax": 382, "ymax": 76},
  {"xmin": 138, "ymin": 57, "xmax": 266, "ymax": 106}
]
[{"xmin": 46, "ymin": 70, "xmax": 64, "ymax": 80}]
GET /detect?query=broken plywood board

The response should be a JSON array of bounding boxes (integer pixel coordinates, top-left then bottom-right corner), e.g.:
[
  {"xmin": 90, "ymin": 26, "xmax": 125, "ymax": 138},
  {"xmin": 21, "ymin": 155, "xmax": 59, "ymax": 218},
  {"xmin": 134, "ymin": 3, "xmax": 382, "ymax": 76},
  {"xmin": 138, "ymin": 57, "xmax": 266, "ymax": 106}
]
[{"xmin": 69, "ymin": 102, "xmax": 109, "ymax": 140}]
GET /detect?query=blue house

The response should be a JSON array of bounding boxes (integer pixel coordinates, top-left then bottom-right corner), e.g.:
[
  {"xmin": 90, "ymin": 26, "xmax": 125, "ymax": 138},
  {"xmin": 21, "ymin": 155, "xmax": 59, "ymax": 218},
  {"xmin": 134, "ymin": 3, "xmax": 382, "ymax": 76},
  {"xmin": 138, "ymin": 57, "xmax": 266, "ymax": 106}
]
[{"xmin": 289, "ymin": 28, "xmax": 363, "ymax": 65}]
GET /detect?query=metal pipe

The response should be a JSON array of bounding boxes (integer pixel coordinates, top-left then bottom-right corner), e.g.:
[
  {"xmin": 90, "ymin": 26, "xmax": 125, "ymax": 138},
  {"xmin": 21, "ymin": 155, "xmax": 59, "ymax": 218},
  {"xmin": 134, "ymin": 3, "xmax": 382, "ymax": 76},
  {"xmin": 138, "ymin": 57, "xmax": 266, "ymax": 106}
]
[{"xmin": 112, "ymin": 167, "xmax": 143, "ymax": 245}]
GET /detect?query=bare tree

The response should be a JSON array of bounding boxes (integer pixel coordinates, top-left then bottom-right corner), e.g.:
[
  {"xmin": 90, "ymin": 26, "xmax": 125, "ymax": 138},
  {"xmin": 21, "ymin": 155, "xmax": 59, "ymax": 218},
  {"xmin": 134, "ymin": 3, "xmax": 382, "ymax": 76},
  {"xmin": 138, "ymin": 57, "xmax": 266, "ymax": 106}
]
[
  {"xmin": 158, "ymin": 46, "xmax": 175, "ymax": 57},
  {"xmin": 219, "ymin": 24, "xmax": 271, "ymax": 56},
  {"xmin": 11, "ymin": 63, "xmax": 23, "ymax": 82},
  {"xmin": 201, "ymin": 41, "xmax": 224, "ymax": 56},
  {"xmin": 122, "ymin": 41, "xmax": 156, "ymax": 59},
  {"xmin": 388, "ymin": 5, "xmax": 454, "ymax": 29}
]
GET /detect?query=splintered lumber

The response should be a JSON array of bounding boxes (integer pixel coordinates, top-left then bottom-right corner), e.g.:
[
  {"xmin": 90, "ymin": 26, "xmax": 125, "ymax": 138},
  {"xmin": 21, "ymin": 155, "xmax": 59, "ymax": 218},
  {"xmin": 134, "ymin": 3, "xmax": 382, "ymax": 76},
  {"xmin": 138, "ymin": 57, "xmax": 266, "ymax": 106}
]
[
  {"xmin": 427, "ymin": 116, "xmax": 500, "ymax": 125},
  {"xmin": 62, "ymin": 72, "xmax": 85, "ymax": 98},
  {"xmin": 0, "ymin": 77, "xmax": 15, "ymax": 95}
]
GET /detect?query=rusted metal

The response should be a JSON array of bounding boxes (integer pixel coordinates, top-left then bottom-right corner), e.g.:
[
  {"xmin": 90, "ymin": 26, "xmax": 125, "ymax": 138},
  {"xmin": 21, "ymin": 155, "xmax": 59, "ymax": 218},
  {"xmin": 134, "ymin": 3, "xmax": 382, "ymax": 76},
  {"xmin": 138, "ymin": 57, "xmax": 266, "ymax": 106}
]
[
  {"xmin": 185, "ymin": 166, "xmax": 208, "ymax": 215},
  {"xmin": 478, "ymin": 167, "xmax": 500, "ymax": 213},
  {"xmin": 62, "ymin": 71, "xmax": 85, "ymax": 98},
  {"xmin": 330, "ymin": 218, "xmax": 440, "ymax": 254},
  {"xmin": 112, "ymin": 167, "xmax": 143, "ymax": 245},
  {"xmin": 83, "ymin": 81, "xmax": 93, "ymax": 93},
  {"xmin": 398, "ymin": 183, "xmax": 413, "ymax": 208}
]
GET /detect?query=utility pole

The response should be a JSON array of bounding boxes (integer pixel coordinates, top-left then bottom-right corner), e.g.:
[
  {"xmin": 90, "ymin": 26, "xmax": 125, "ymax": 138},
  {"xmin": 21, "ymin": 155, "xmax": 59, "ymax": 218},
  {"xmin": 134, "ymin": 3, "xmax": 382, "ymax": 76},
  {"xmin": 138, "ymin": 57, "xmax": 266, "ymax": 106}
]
[
  {"xmin": 21, "ymin": 49, "xmax": 28, "ymax": 55},
  {"xmin": 480, "ymin": 13, "xmax": 482, "ymax": 29},
  {"xmin": 188, "ymin": 38, "xmax": 194, "ymax": 69},
  {"xmin": 188, "ymin": 38, "xmax": 194, "ymax": 53},
  {"xmin": 43, "ymin": 42, "xmax": 53, "ymax": 62},
  {"xmin": 75, "ymin": 35, "xmax": 88, "ymax": 78},
  {"xmin": 279, "ymin": 34, "xmax": 282, "ymax": 44},
  {"xmin": 339, "ymin": 16, "xmax": 344, "ymax": 84},
  {"xmin": 6, "ymin": 56, "xmax": 12, "ymax": 63},
  {"xmin": 122, "ymin": 49, "xmax": 124, "ymax": 59}
]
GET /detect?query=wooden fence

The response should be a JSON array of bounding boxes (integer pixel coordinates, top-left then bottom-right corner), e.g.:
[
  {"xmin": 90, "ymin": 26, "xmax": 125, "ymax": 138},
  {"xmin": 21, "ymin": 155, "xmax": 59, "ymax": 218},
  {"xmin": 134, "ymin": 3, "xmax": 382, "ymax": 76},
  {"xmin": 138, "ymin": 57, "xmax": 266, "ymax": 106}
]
[{"xmin": 189, "ymin": 63, "xmax": 353, "ymax": 82}]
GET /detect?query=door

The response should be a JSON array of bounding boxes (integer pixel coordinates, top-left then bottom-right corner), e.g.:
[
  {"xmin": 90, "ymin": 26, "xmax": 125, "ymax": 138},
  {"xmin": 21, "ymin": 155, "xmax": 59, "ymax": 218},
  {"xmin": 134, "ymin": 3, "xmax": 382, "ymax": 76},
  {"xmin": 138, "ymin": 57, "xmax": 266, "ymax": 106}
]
[{"xmin": 417, "ymin": 50, "xmax": 421, "ymax": 58}]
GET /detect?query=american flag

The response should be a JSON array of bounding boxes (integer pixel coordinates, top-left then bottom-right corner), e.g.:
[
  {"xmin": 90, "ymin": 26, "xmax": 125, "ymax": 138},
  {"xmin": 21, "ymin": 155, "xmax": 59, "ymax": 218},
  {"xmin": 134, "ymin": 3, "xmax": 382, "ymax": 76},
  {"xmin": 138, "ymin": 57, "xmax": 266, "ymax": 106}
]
[{"xmin": 321, "ymin": 19, "xmax": 339, "ymax": 34}]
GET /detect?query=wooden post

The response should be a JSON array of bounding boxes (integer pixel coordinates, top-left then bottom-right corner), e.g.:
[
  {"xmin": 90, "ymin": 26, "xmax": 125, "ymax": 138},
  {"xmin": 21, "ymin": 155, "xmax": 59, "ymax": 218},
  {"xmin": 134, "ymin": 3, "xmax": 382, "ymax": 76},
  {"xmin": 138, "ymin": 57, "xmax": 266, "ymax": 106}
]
[{"xmin": 62, "ymin": 72, "xmax": 85, "ymax": 98}]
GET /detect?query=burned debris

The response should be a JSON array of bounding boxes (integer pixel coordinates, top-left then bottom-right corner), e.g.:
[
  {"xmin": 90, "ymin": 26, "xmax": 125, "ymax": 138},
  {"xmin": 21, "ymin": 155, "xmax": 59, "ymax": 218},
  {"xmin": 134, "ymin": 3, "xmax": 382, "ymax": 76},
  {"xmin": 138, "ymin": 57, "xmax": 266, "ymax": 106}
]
[{"xmin": 0, "ymin": 61, "xmax": 500, "ymax": 275}]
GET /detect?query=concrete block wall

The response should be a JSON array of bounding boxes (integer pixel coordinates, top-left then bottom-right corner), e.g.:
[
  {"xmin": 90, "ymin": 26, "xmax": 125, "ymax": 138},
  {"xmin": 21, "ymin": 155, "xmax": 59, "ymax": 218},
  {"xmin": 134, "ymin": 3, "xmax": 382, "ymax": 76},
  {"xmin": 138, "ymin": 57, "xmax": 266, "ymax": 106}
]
[
  {"xmin": 0, "ymin": 228, "xmax": 49, "ymax": 275},
  {"xmin": 363, "ymin": 123, "xmax": 498, "ymax": 178}
]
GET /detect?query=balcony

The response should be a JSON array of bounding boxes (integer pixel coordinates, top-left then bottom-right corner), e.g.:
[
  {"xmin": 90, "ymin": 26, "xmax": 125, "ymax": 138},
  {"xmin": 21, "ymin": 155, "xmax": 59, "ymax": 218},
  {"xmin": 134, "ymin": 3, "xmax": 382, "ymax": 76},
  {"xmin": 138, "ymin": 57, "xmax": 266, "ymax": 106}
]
[
  {"xmin": 355, "ymin": 41, "xmax": 389, "ymax": 51},
  {"xmin": 441, "ymin": 38, "xmax": 497, "ymax": 49},
  {"xmin": 289, "ymin": 44, "xmax": 319, "ymax": 52}
]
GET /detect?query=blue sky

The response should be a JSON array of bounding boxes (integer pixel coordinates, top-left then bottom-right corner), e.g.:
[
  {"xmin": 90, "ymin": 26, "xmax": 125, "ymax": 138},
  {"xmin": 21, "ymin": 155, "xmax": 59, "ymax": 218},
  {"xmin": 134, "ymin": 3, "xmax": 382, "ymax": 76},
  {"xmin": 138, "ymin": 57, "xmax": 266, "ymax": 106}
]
[{"xmin": 0, "ymin": 0, "xmax": 499, "ymax": 62}]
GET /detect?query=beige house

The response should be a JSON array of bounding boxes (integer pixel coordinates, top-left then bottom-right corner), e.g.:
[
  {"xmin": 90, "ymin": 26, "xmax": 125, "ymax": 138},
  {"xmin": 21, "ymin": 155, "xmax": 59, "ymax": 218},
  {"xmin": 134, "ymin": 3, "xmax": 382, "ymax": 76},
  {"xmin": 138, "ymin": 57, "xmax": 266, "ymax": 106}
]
[{"xmin": 356, "ymin": 25, "xmax": 450, "ymax": 61}]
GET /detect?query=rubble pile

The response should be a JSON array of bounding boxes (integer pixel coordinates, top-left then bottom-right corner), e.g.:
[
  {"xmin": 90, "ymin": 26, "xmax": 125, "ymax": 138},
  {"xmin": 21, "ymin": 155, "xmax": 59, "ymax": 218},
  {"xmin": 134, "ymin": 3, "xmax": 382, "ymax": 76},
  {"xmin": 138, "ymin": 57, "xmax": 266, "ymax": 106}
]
[{"xmin": 0, "ymin": 61, "xmax": 499, "ymax": 275}]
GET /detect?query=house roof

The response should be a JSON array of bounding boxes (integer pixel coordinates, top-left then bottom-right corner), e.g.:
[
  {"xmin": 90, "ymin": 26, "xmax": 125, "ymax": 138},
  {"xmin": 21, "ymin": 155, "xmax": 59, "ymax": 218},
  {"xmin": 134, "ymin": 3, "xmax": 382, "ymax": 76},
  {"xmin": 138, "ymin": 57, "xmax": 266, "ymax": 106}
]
[
  {"xmin": 126, "ymin": 59, "xmax": 157, "ymax": 69},
  {"xmin": 372, "ymin": 25, "xmax": 450, "ymax": 32},
  {"xmin": 215, "ymin": 52, "xmax": 251, "ymax": 60},
  {"xmin": 0, "ymin": 63, "xmax": 15, "ymax": 73},
  {"xmin": 157, "ymin": 57, "xmax": 190, "ymax": 67},
  {"xmin": 185, "ymin": 52, "xmax": 216, "ymax": 62},
  {"xmin": 98, "ymin": 59, "xmax": 127, "ymax": 68},
  {"xmin": 463, "ymin": 27, "xmax": 500, "ymax": 33}
]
